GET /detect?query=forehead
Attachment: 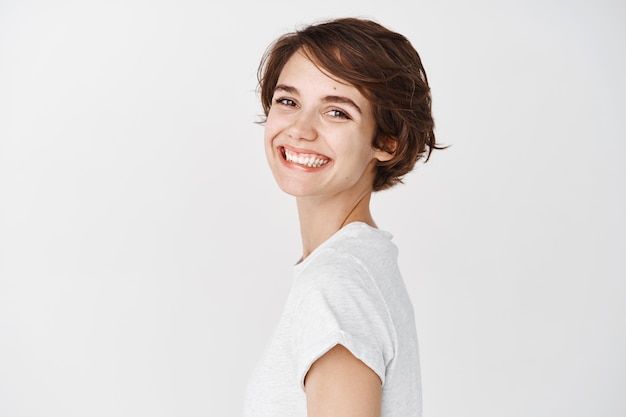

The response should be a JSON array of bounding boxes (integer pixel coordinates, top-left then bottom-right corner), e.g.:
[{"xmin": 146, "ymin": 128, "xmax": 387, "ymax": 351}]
[
  {"xmin": 277, "ymin": 50, "xmax": 372, "ymax": 108},
  {"xmin": 278, "ymin": 51, "xmax": 355, "ymax": 91}
]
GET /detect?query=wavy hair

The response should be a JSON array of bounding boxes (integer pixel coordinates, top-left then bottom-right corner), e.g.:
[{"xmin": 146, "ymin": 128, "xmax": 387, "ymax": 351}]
[{"xmin": 258, "ymin": 17, "xmax": 442, "ymax": 190}]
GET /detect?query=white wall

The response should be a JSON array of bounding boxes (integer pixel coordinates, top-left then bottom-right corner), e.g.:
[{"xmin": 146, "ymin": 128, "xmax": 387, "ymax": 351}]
[{"xmin": 1, "ymin": 1, "xmax": 624, "ymax": 416}]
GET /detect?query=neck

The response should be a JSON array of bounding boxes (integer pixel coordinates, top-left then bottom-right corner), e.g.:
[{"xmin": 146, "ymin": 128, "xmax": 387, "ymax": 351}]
[{"xmin": 296, "ymin": 188, "xmax": 376, "ymax": 261}]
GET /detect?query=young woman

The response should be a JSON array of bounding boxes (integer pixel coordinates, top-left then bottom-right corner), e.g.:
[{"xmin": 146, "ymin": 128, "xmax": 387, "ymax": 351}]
[{"xmin": 244, "ymin": 17, "xmax": 440, "ymax": 417}]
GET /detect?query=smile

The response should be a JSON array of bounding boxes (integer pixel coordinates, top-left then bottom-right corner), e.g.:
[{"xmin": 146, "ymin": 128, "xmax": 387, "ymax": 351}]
[{"xmin": 282, "ymin": 147, "xmax": 330, "ymax": 168}]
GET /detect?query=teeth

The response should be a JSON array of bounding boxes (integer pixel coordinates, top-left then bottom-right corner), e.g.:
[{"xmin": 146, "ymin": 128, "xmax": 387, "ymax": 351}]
[{"xmin": 284, "ymin": 149, "xmax": 329, "ymax": 168}]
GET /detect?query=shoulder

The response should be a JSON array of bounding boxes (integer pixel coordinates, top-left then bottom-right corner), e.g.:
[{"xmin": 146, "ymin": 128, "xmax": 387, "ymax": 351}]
[
  {"xmin": 328, "ymin": 222, "xmax": 397, "ymax": 258},
  {"xmin": 286, "ymin": 225, "xmax": 403, "ymax": 391},
  {"xmin": 298, "ymin": 222, "xmax": 398, "ymax": 278}
]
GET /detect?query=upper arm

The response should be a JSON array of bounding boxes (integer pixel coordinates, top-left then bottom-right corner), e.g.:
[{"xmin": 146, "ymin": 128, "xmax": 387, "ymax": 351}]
[{"xmin": 305, "ymin": 344, "xmax": 382, "ymax": 417}]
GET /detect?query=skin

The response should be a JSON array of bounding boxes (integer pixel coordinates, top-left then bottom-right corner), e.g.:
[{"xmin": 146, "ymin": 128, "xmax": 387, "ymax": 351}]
[
  {"xmin": 264, "ymin": 49, "xmax": 393, "ymax": 259},
  {"xmin": 264, "ymin": 49, "xmax": 391, "ymax": 416},
  {"xmin": 305, "ymin": 344, "xmax": 382, "ymax": 417}
]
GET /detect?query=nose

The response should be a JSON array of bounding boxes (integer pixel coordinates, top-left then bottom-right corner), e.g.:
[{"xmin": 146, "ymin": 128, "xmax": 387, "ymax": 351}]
[{"xmin": 287, "ymin": 110, "xmax": 318, "ymax": 142}]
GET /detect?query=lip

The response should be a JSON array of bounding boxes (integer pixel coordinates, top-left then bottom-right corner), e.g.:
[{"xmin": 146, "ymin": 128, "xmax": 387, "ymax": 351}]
[{"xmin": 278, "ymin": 145, "xmax": 332, "ymax": 171}]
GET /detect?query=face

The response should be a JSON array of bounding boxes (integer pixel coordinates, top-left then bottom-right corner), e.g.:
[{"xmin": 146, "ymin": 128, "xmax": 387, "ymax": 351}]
[{"xmin": 264, "ymin": 50, "xmax": 391, "ymax": 200}]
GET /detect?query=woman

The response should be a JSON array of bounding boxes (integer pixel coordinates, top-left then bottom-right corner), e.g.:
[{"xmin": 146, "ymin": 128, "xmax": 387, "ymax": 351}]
[{"xmin": 244, "ymin": 17, "xmax": 440, "ymax": 417}]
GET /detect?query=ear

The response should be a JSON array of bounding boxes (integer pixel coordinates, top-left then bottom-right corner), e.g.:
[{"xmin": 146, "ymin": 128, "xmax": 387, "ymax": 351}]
[{"xmin": 374, "ymin": 136, "xmax": 397, "ymax": 162}]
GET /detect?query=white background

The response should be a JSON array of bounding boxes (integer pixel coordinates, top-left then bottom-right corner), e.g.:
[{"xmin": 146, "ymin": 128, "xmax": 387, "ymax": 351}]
[{"xmin": 1, "ymin": 0, "xmax": 624, "ymax": 416}]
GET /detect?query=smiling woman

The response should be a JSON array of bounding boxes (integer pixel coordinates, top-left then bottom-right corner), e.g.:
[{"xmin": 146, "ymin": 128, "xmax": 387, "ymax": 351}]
[
  {"xmin": 244, "ymin": 17, "xmax": 442, "ymax": 417},
  {"xmin": 264, "ymin": 51, "xmax": 387, "ymax": 204}
]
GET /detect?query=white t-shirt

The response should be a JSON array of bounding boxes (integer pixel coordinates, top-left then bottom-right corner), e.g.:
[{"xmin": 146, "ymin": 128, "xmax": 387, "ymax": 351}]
[{"xmin": 243, "ymin": 222, "xmax": 422, "ymax": 416}]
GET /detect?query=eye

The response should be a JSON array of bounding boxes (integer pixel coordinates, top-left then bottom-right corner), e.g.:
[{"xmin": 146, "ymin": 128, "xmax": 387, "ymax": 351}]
[
  {"xmin": 274, "ymin": 97, "xmax": 297, "ymax": 107},
  {"xmin": 326, "ymin": 108, "xmax": 351, "ymax": 120}
]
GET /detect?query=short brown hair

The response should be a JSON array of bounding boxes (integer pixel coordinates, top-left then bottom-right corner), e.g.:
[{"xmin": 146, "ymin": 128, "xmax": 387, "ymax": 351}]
[{"xmin": 258, "ymin": 17, "xmax": 442, "ymax": 191}]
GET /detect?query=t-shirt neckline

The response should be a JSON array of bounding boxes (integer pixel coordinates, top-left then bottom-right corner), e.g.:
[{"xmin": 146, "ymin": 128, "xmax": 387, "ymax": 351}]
[{"xmin": 293, "ymin": 221, "xmax": 392, "ymax": 270}]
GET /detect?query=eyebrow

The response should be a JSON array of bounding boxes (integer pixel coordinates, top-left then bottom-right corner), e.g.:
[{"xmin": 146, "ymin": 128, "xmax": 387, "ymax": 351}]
[{"xmin": 274, "ymin": 84, "xmax": 363, "ymax": 114}]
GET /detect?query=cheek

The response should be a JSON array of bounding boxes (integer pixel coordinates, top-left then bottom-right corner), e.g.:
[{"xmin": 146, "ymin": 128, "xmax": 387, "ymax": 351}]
[
  {"xmin": 263, "ymin": 124, "xmax": 276, "ymax": 148},
  {"xmin": 263, "ymin": 112, "xmax": 281, "ymax": 142},
  {"xmin": 263, "ymin": 119, "xmax": 282, "ymax": 163}
]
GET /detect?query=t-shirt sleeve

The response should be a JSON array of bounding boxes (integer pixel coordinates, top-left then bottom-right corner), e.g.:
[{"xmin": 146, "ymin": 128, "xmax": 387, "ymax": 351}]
[{"xmin": 290, "ymin": 249, "xmax": 396, "ymax": 391}]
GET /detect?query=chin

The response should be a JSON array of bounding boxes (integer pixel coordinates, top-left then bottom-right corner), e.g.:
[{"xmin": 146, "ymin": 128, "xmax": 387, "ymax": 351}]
[{"xmin": 275, "ymin": 181, "xmax": 314, "ymax": 197}]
